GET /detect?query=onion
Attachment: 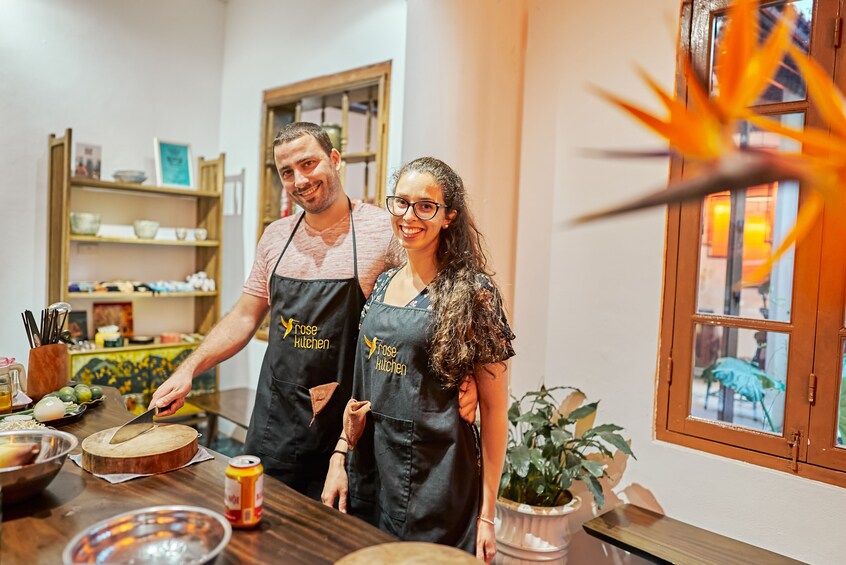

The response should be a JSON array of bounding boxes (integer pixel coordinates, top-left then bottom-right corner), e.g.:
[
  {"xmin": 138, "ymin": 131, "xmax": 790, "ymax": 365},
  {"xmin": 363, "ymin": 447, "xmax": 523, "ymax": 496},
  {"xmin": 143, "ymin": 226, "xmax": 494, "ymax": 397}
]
[{"xmin": 34, "ymin": 396, "xmax": 66, "ymax": 422}]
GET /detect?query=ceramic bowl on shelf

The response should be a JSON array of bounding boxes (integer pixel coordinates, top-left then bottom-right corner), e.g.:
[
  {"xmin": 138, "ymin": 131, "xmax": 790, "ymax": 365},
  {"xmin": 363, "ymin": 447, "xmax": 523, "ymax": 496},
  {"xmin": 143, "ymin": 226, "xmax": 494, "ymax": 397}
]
[
  {"xmin": 175, "ymin": 227, "xmax": 188, "ymax": 240},
  {"xmin": 133, "ymin": 220, "xmax": 160, "ymax": 239},
  {"xmin": 113, "ymin": 170, "xmax": 147, "ymax": 184},
  {"xmin": 62, "ymin": 505, "xmax": 232, "ymax": 565},
  {"xmin": 194, "ymin": 228, "xmax": 208, "ymax": 241},
  {"xmin": 69, "ymin": 212, "xmax": 101, "ymax": 236}
]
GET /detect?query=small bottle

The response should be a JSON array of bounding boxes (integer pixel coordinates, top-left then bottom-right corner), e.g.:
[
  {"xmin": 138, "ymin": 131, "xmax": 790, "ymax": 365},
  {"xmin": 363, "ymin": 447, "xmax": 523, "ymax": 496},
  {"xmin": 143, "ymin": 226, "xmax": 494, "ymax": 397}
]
[{"xmin": 0, "ymin": 376, "xmax": 12, "ymax": 414}]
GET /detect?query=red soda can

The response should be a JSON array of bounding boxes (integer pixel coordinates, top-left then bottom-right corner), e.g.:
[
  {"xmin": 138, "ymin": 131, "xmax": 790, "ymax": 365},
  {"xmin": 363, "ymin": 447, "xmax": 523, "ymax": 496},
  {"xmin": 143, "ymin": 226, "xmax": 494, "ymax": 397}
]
[{"xmin": 225, "ymin": 455, "xmax": 263, "ymax": 528}]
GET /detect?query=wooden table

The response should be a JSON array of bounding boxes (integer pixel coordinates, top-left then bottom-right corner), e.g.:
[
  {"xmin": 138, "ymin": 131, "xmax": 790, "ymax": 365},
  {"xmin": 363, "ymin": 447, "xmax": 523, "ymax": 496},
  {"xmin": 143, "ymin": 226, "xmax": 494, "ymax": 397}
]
[
  {"xmin": 583, "ymin": 503, "xmax": 806, "ymax": 565},
  {"xmin": 187, "ymin": 387, "xmax": 255, "ymax": 446},
  {"xmin": 1, "ymin": 387, "xmax": 393, "ymax": 565}
]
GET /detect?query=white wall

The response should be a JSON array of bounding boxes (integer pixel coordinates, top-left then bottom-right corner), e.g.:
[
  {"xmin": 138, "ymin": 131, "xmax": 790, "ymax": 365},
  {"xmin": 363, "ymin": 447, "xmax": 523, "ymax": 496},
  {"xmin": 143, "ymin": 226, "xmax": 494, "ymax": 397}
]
[
  {"xmin": 0, "ymin": 0, "xmax": 225, "ymax": 367},
  {"xmin": 216, "ymin": 0, "xmax": 407, "ymax": 391},
  {"xmin": 402, "ymin": 0, "xmax": 526, "ymax": 308},
  {"xmin": 513, "ymin": 1, "xmax": 846, "ymax": 564}
]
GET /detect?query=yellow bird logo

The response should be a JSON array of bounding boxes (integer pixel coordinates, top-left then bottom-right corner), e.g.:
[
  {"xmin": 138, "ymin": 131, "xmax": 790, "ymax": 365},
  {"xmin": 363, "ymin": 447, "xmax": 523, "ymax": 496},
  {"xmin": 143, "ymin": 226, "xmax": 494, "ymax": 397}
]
[
  {"xmin": 363, "ymin": 334, "xmax": 379, "ymax": 359},
  {"xmin": 280, "ymin": 316, "xmax": 298, "ymax": 339}
]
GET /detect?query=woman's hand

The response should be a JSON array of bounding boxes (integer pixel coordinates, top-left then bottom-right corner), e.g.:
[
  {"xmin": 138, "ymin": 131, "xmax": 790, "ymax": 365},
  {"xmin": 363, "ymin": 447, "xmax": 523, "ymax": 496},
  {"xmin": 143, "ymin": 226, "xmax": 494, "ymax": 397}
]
[
  {"xmin": 321, "ymin": 452, "xmax": 349, "ymax": 512},
  {"xmin": 458, "ymin": 375, "xmax": 478, "ymax": 423},
  {"xmin": 476, "ymin": 518, "xmax": 497, "ymax": 563}
]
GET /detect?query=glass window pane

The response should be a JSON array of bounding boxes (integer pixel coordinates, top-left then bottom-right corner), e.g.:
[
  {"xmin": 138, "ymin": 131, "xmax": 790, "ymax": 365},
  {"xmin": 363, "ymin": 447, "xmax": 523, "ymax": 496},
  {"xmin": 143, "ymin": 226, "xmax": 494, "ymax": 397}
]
[
  {"xmin": 697, "ymin": 115, "xmax": 801, "ymax": 322},
  {"xmin": 691, "ymin": 324, "xmax": 788, "ymax": 434},
  {"xmin": 838, "ymin": 340, "xmax": 846, "ymax": 448},
  {"xmin": 711, "ymin": 0, "xmax": 813, "ymax": 105}
]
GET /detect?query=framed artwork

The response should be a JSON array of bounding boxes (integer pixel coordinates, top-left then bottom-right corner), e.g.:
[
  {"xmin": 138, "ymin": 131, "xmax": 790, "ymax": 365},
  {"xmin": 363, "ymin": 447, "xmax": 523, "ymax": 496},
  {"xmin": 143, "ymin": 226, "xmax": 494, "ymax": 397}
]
[
  {"xmin": 66, "ymin": 311, "xmax": 89, "ymax": 341},
  {"xmin": 74, "ymin": 142, "xmax": 102, "ymax": 179},
  {"xmin": 154, "ymin": 138, "xmax": 194, "ymax": 188},
  {"xmin": 92, "ymin": 301, "xmax": 134, "ymax": 337}
]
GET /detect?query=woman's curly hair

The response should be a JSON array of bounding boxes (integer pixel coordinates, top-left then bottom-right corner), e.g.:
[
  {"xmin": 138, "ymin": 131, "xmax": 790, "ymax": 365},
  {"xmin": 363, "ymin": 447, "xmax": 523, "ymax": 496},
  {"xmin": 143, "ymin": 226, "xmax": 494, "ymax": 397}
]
[{"xmin": 391, "ymin": 157, "xmax": 509, "ymax": 389}]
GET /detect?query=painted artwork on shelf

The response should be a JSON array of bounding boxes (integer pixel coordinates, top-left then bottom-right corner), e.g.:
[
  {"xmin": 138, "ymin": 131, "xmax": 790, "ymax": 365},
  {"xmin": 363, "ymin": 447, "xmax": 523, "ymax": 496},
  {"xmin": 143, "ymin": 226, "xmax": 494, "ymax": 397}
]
[
  {"xmin": 92, "ymin": 301, "xmax": 134, "ymax": 336},
  {"xmin": 74, "ymin": 142, "xmax": 101, "ymax": 179},
  {"xmin": 66, "ymin": 311, "xmax": 89, "ymax": 341},
  {"xmin": 154, "ymin": 138, "xmax": 194, "ymax": 188}
]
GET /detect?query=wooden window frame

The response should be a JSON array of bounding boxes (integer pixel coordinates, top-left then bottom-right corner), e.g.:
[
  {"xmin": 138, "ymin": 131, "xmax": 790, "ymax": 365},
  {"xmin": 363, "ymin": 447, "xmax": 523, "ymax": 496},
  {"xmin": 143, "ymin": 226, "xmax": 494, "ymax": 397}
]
[{"xmin": 656, "ymin": 0, "xmax": 846, "ymax": 488}]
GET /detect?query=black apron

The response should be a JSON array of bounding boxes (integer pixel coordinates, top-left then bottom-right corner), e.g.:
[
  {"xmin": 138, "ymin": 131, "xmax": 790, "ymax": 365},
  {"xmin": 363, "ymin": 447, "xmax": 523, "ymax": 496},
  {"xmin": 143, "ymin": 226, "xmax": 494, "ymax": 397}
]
[
  {"xmin": 348, "ymin": 299, "xmax": 480, "ymax": 553},
  {"xmin": 244, "ymin": 201, "xmax": 365, "ymax": 500}
]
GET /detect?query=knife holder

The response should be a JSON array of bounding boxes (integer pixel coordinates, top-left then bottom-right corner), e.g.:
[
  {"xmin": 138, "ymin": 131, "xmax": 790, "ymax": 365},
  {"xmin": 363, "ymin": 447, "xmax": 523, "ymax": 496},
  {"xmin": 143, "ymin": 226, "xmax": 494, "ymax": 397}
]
[{"xmin": 27, "ymin": 344, "xmax": 69, "ymax": 402}]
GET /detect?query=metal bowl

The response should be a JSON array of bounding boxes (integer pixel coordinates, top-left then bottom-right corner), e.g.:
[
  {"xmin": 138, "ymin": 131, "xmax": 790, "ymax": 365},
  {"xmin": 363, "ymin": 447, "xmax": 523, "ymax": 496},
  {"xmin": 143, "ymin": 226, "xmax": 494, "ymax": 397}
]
[
  {"xmin": 63, "ymin": 505, "xmax": 232, "ymax": 564},
  {"xmin": 0, "ymin": 429, "xmax": 78, "ymax": 505}
]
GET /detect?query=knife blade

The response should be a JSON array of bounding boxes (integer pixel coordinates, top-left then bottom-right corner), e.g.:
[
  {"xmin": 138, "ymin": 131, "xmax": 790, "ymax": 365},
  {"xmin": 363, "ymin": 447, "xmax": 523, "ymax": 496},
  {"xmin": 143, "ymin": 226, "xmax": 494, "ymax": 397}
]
[{"xmin": 110, "ymin": 406, "xmax": 158, "ymax": 444}]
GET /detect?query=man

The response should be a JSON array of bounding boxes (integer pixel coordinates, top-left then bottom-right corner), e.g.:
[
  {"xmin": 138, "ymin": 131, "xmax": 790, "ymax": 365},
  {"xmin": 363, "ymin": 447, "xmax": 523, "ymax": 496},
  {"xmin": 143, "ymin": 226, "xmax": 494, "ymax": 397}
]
[{"xmin": 151, "ymin": 122, "xmax": 476, "ymax": 499}]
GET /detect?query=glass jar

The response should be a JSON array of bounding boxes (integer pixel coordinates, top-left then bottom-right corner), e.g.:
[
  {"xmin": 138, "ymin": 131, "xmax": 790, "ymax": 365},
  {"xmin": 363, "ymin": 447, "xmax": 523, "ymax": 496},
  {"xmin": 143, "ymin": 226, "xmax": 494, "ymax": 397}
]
[{"xmin": 0, "ymin": 375, "xmax": 12, "ymax": 414}]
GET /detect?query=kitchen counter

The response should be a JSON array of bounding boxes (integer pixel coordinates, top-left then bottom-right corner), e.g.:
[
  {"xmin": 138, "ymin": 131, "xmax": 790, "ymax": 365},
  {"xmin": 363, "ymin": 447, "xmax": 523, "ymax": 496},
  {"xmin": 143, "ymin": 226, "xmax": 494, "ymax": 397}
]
[{"xmin": 1, "ymin": 387, "xmax": 393, "ymax": 564}]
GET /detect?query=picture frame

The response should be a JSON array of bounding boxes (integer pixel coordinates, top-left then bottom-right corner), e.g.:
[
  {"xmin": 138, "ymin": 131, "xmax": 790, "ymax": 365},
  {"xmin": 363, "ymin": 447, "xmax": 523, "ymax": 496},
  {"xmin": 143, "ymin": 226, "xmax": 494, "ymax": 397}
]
[
  {"xmin": 66, "ymin": 311, "xmax": 89, "ymax": 341},
  {"xmin": 92, "ymin": 301, "xmax": 134, "ymax": 337},
  {"xmin": 74, "ymin": 142, "xmax": 102, "ymax": 179},
  {"xmin": 154, "ymin": 138, "xmax": 194, "ymax": 188}
]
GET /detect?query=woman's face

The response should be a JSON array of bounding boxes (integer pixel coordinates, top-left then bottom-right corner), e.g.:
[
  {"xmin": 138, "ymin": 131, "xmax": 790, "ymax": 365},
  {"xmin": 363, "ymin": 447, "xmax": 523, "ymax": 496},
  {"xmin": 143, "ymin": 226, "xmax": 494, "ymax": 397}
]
[{"xmin": 390, "ymin": 171, "xmax": 455, "ymax": 258}]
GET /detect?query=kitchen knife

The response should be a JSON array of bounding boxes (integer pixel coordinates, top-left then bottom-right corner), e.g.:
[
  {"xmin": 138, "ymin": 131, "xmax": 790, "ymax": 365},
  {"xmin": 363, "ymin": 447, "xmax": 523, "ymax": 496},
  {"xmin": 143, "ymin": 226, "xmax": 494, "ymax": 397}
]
[{"xmin": 109, "ymin": 406, "xmax": 158, "ymax": 444}]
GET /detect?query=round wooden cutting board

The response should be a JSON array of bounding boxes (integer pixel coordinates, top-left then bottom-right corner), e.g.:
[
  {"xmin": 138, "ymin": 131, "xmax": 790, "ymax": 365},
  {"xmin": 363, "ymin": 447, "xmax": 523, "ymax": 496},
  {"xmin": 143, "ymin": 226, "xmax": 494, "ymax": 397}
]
[
  {"xmin": 81, "ymin": 424, "xmax": 198, "ymax": 475},
  {"xmin": 335, "ymin": 542, "xmax": 478, "ymax": 564}
]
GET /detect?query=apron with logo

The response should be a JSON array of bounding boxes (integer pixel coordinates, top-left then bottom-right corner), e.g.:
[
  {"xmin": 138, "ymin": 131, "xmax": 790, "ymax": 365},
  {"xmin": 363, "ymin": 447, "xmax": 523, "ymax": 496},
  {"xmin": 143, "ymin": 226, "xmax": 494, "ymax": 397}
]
[
  {"xmin": 348, "ymin": 299, "xmax": 480, "ymax": 553},
  {"xmin": 245, "ymin": 200, "xmax": 365, "ymax": 500}
]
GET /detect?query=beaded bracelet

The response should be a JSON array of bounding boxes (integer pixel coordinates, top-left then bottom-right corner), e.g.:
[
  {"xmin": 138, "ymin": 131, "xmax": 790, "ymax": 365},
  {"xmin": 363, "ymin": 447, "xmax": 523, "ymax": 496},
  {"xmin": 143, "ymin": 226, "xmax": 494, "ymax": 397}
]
[
  {"xmin": 331, "ymin": 449, "xmax": 347, "ymax": 458},
  {"xmin": 478, "ymin": 516, "xmax": 495, "ymax": 526}
]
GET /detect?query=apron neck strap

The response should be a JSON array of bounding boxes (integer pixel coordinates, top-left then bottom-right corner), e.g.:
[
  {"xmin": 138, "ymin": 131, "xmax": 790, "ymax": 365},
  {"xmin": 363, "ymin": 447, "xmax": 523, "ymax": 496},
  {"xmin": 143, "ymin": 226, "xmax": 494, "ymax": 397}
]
[{"xmin": 270, "ymin": 197, "xmax": 360, "ymax": 281}]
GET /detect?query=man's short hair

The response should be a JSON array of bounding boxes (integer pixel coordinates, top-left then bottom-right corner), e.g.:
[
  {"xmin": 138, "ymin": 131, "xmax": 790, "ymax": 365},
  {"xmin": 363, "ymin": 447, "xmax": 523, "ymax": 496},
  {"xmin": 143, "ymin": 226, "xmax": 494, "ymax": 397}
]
[{"xmin": 272, "ymin": 122, "xmax": 334, "ymax": 157}]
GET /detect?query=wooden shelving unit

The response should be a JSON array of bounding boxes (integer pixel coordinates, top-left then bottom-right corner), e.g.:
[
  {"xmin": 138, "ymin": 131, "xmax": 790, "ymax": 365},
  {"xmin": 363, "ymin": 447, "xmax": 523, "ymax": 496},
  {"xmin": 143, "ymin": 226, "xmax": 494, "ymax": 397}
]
[
  {"xmin": 67, "ymin": 291, "xmax": 218, "ymax": 299},
  {"xmin": 47, "ymin": 128, "xmax": 225, "ymax": 399}
]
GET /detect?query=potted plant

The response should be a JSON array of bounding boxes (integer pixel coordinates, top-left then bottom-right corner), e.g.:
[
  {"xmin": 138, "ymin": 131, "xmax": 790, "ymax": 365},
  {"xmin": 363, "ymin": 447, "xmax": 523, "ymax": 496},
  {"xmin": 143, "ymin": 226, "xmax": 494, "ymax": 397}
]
[{"xmin": 495, "ymin": 386, "xmax": 635, "ymax": 564}]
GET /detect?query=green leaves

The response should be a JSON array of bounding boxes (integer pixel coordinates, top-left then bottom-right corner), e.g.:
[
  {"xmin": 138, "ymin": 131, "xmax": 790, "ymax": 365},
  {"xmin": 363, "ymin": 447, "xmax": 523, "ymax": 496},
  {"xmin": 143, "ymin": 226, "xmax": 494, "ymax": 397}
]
[
  {"xmin": 499, "ymin": 387, "xmax": 635, "ymax": 509},
  {"xmin": 567, "ymin": 402, "xmax": 598, "ymax": 422}
]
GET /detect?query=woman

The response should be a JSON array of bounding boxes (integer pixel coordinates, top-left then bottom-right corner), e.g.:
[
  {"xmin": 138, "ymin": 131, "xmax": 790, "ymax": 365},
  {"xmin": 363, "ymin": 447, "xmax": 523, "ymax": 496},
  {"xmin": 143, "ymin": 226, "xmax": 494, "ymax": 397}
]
[{"xmin": 322, "ymin": 157, "xmax": 513, "ymax": 563}]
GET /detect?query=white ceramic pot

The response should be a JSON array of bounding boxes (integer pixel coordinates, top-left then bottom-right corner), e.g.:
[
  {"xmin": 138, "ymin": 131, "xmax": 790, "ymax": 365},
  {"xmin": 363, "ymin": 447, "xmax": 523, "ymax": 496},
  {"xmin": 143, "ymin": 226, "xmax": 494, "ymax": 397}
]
[{"xmin": 494, "ymin": 495, "xmax": 581, "ymax": 564}]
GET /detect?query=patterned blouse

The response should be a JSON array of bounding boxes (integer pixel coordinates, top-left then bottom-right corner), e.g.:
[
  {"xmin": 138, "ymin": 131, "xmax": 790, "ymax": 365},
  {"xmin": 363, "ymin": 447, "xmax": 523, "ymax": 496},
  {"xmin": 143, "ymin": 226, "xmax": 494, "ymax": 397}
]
[{"xmin": 360, "ymin": 267, "xmax": 516, "ymax": 362}]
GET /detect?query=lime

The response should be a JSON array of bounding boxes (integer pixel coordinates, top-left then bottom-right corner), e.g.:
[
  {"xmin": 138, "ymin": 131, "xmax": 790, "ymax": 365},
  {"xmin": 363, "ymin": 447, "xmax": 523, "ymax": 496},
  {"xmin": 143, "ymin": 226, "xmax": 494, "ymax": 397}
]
[
  {"xmin": 59, "ymin": 392, "xmax": 76, "ymax": 403},
  {"xmin": 90, "ymin": 386, "xmax": 103, "ymax": 400},
  {"xmin": 75, "ymin": 386, "xmax": 92, "ymax": 404},
  {"xmin": 58, "ymin": 386, "xmax": 75, "ymax": 397}
]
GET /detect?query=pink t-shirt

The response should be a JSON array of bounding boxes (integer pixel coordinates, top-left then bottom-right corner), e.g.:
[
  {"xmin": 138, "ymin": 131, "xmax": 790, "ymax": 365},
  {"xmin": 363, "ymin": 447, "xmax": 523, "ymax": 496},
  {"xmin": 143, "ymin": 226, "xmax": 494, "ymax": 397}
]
[{"xmin": 244, "ymin": 203, "xmax": 398, "ymax": 302}]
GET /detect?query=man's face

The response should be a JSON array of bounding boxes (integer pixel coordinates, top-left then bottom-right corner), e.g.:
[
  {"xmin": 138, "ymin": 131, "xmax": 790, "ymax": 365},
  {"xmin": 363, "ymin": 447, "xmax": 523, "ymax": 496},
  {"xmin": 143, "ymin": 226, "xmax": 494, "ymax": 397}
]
[{"xmin": 274, "ymin": 134, "xmax": 342, "ymax": 215}]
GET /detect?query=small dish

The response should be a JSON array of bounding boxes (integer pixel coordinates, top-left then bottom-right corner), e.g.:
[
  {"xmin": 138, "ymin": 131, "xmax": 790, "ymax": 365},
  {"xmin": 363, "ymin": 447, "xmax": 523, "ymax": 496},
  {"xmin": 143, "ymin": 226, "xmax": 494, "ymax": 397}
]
[
  {"xmin": 113, "ymin": 170, "xmax": 147, "ymax": 184},
  {"xmin": 194, "ymin": 228, "xmax": 208, "ymax": 241},
  {"xmin": 175, "ymin": 227, "xmax": 188, "ymax": 241},
  {"xmin": 46, "ymin": 404, "xmax": 86, "ymax": 427}
]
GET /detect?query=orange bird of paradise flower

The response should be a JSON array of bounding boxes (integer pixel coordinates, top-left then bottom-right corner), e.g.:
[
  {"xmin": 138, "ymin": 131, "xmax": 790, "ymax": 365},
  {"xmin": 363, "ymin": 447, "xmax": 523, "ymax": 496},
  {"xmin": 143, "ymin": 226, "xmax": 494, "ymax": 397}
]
[
  {"xmin": 363, "ymin": 335, "xmax": 379, "ymax": 359},
  {"xmin": 280, "ymin": 316, "xmax": 297, "ymax": 339},
  {"xmin": 575, "ymin": 0, "xmax": 839, "ymax": 284}
]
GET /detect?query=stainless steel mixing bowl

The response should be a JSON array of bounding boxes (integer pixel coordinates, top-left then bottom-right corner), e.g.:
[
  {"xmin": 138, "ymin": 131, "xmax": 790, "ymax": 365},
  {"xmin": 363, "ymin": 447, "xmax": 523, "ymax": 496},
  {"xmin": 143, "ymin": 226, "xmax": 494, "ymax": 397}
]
[
  {"xmin": 63, "ymin": 505, "xmax": 232, "ymax": 564},
  {"xmin": 0, "ymin": 428, "xmax": 78, "ymax": 504}
]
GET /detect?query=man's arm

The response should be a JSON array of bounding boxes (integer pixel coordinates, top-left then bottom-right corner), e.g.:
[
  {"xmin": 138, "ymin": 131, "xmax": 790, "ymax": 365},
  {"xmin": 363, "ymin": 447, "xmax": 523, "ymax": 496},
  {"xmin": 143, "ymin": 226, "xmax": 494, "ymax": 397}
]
[{"xmin": 151, "ymin": 293, "xmax": 269, "ymax": 416}]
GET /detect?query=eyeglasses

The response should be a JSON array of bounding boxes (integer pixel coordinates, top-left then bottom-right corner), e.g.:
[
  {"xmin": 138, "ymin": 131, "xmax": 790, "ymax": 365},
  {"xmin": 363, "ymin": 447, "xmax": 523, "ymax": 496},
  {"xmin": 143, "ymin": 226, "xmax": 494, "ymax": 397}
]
[{"xmin": 385, "ymin": 196, "xmax": 447, "ymax": 221}]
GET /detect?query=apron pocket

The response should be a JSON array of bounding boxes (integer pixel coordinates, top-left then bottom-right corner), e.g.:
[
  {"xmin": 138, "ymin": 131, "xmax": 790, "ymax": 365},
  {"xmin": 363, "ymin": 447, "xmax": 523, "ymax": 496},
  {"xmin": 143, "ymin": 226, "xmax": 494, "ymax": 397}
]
[
  {"xmin": 260, "ymin": 378, "xmax": 311, "ymax": 463},
  {"xmin": 372, "ymin": 410, "xmax": 414, "ymax": 526}
]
